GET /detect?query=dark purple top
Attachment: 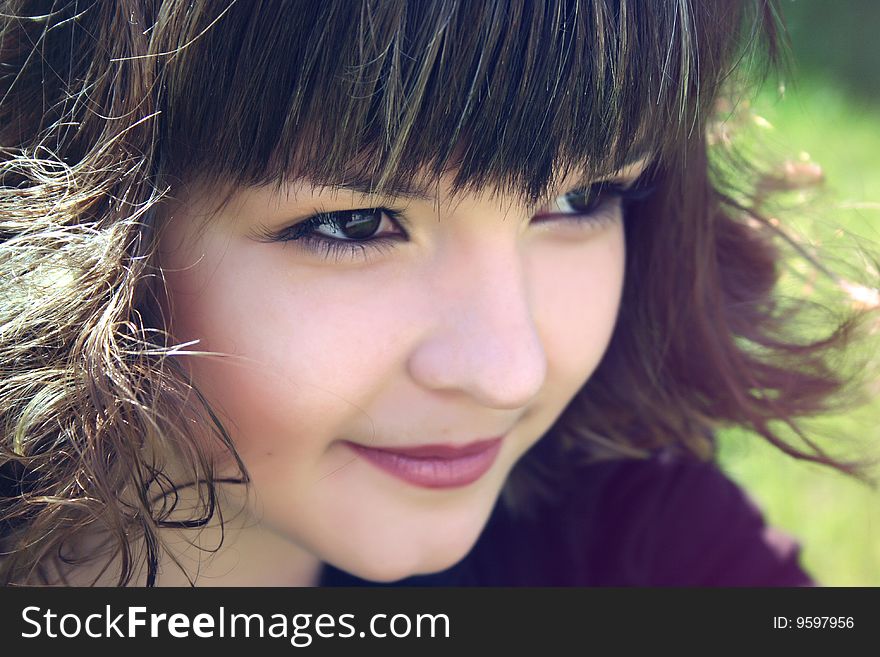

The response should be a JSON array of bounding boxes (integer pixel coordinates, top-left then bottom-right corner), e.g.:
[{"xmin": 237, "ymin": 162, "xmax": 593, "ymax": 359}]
[{"xmin": 319, "ymin": 448, "xmax": 814, "ymax": 586}]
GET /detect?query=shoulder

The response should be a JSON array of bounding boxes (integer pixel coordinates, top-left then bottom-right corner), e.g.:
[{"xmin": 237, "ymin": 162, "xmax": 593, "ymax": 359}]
[{"xmin": 559, "ymin": 448, "xmax": 815, "ymax": 586}]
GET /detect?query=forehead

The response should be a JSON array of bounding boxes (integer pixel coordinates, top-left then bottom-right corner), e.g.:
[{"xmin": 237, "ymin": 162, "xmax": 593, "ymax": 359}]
[
  {"xmin": 158, "ymin": 1, "xmax": 698, "ymax": 205},
  {"xmin": 298, "ymin": 149, "xmax": 655, "ymax": 200}
]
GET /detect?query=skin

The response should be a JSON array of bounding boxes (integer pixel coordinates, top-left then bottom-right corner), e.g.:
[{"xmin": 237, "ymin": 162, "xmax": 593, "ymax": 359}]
[{"xmin": 155, "ymin": 163, "xmax": 642, "ymax": 586}]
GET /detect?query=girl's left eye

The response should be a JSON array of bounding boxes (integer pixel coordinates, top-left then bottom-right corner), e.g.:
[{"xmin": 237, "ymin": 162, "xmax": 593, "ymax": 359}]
[{"xmin": 533, "ymin": 182, "xmax": 633, "ymax": 223}]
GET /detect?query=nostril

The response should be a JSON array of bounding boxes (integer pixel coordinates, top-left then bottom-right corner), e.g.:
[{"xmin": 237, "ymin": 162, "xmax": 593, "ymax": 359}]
[
  {"xmin": 407, "ymin": 313, "xmax": 548, "ymax": 410},
  {"xmin": 406, "ymin": 238, "xmax": 549, "ymax": 407}
]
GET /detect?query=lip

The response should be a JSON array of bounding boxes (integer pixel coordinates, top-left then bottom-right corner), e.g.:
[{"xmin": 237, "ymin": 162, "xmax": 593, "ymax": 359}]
[{"xmin": 343, "ymin": 437, "xmax": 504, "ymax": 489}]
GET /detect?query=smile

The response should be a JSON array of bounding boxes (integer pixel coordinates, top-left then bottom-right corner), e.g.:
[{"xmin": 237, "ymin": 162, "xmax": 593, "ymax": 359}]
[{"xmin": 343, "ymin": 437, "xmax": 504, "ymax": 489}]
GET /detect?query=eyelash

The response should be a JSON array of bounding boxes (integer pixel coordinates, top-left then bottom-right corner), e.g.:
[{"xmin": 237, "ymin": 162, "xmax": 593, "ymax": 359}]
[
  {"xmin": 260, "ymin": 182, "xmax": 654, "ymax": 262},
  {"xmin": 261, "ymin": 208, "xmax": 407, "ymax": 262}
]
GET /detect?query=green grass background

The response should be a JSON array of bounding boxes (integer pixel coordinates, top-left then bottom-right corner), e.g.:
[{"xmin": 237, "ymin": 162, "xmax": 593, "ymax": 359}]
[{"xmin": 714, "ymin": 77, "xmax": 880, "ymax": 586}]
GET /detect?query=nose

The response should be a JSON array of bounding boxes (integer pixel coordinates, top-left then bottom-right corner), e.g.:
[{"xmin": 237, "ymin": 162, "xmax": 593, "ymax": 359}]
[{"xmin": 406, "ymin": 236, "xmax": 548, "ymax": 410}]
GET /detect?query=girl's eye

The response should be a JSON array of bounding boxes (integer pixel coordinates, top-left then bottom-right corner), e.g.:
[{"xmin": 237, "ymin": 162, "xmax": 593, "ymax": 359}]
[
  {"xmin": 260, "ymin": 180, "xmax": 654, "ymax": 262},
  {"xmin": 261, "ymin": 207, "xmax": 407, "ymax": 262},
  {"xmin": 307, "ymin": 208, "xmax": 400, "ymax": 241},
  {"xmin": 553, "ymin": 186, "xmax": 609, "ymax": 215},
  {"xmin": 533, "ymin": 182, "xmax": 646, "ymax": 224}
]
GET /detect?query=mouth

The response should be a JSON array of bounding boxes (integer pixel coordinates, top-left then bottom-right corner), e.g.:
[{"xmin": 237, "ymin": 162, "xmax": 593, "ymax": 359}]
[{"xmin": 342, "ymin": 437, "xmax": 504, "ymax": 489}]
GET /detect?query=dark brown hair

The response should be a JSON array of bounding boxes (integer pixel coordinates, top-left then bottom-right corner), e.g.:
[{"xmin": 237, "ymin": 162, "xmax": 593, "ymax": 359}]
[{"xmin": 0, "ymin": 0, "xmax": 874, "ymax": 585}]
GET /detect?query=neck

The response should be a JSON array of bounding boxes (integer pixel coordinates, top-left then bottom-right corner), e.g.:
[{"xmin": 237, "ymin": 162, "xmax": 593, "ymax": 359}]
[
  {"xmin": 154, "ymin": 493, "xmax": 323, "ymax": 587},
  {"xmin": 156, "ymin": 524, "xmax": 323, "ymax": 587}
]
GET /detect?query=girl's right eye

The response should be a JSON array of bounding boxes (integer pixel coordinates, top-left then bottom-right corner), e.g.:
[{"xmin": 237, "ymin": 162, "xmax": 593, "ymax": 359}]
[
  {"xmin": 298, "ymin": 208, "xmax": 403, "ymax": 241},
  {"xmin": 257, "ymin": 207, "xmax": 407, "ymax": 262}
]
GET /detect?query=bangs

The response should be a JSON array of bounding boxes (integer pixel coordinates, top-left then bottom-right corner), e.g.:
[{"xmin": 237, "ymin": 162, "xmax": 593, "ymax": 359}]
[{"xmin": 157, "ymin": 0, "xmax": 766, "ymax": 202}]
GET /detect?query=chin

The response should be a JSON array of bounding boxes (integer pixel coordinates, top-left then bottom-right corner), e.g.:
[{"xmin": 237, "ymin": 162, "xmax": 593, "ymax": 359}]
[
  {"xmin": 331, "ymin": 524, "xmax": 482, "ymax": 584},
  {"xmin": 340, "ymin": 550, "xmax": 466, "ymax": 584}
]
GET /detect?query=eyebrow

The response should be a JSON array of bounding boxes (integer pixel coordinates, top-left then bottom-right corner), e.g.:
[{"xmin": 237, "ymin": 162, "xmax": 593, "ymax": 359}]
[
  {"xmin": 309, "ymin": 174, "xmax": 438, "ymax": 201},
  {"xmin": 305, "ymin": 148, "xmax": 654, "ymax": 202}
]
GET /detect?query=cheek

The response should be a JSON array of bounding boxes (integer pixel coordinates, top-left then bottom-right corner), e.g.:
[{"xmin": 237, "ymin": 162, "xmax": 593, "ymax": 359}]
[
  {"xmin": 159, "ymin": 231, "xmax": 412, "ymax": 468},
  {"xmin": 530, "ymin": 224, "xmax": 626, "ymax": 389}
]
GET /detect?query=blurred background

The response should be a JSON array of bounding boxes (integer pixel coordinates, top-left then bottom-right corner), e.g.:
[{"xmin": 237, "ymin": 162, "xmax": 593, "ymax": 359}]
[{"xmin": 715, "ymin": 0, "xmax": 880, "ymax": 585}]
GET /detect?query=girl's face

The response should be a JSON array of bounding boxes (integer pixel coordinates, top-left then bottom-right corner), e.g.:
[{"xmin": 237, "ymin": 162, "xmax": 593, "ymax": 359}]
[{"xmin": 158, "ymin": 163, "xmax": 641, "ymax": 582}]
